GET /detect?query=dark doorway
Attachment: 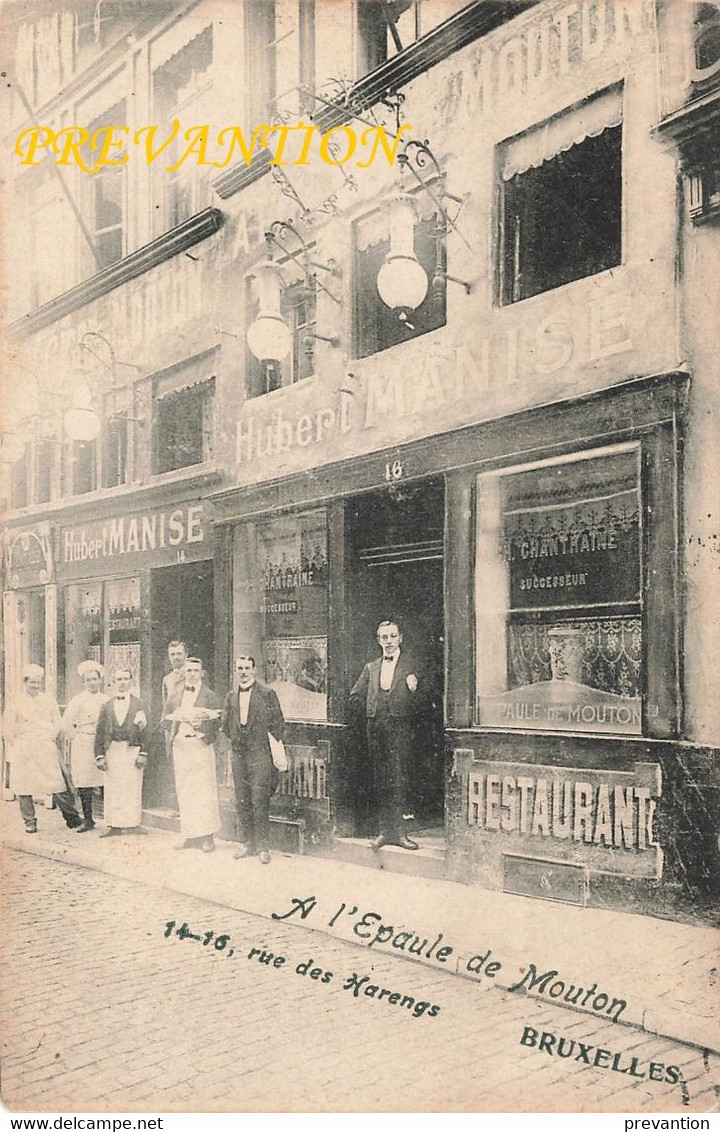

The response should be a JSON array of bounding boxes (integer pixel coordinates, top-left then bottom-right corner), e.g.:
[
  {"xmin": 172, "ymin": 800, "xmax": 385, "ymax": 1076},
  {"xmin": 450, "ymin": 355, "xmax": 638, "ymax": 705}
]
[
  {"xmin": 345, "ymin": 477, "xmax": 445, "ymax": 837},
  {"xmin": 147, "ymin": 560, "xmax": 214, "ymax": 808}
]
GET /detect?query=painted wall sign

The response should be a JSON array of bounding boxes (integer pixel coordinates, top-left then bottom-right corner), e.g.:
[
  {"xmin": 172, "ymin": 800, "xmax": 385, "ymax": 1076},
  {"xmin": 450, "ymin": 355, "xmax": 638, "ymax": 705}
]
[
  {"xmin": 453, "ymin": 751, "xmax": 662, "ymax": 879},
  {"xmin": 58, "ymin": 501, "xmax": 212, "ymax": 579},
  {"xmin": 4, "ymin": 524, "xmax": 54, "ymax": 588}
]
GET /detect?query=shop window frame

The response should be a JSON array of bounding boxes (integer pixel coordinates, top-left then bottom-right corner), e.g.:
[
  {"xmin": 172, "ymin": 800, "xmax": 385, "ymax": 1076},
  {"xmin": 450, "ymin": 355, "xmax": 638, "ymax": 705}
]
[
  {"xmin": 474, "ymin": 443, "xmax": 645, "ymax": 738},
  {"xmin": 443, "ymin": 376, "xmax": 685, "ymax": 741}
]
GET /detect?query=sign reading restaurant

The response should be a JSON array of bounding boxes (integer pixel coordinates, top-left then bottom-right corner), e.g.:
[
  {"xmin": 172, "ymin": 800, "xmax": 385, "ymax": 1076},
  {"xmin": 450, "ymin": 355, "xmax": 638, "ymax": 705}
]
[{"xmin": 59, "ymin": 501, "xmax": 211, "ymax": 578}]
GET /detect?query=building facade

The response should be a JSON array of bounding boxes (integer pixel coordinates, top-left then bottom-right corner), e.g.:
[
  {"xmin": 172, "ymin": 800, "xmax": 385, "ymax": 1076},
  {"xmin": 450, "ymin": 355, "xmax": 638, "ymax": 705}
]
[{"xmin": 1, "ymin": 0, "xmax": 718, "ymax": 916}]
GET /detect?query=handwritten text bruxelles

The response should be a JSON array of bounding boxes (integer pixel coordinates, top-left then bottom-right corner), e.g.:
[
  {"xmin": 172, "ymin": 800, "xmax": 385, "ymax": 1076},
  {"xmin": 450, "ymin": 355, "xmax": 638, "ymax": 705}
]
[{"xmin": 14, "ymin": 121, "xmax": 412, "ymax": 172}]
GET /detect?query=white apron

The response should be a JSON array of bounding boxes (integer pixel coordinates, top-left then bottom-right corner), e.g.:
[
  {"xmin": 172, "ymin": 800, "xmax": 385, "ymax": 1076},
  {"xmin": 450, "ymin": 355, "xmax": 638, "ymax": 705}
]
[
  {"xmin": 4, "ymin": 693, "xmax": 66, "ymax": 796},
  {"xmin": 173, "ymin": 733, "xmax": 220, "ymax": 838},
  {"xmin": 63, "ymin": 691, "xmax": 108, "ymax": 789},
  {"xmin": 104, "ymin": 741, "xmax": 144, "ymax": 827}
]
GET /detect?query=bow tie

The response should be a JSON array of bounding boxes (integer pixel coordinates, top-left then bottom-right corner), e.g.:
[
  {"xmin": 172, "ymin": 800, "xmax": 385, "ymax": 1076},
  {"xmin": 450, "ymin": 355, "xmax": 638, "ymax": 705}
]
[
  {"xmin": 239, "ymin": 687, "xmax": 252, "ymax": 693},
  {"xmin": 116, "ymin": 695, "xmax": 127, "ymax": 701},
  {"xmin": 382, "ymin": 656, "xmax": 396, "ymax": 662},
  {"xmin": 185, "ymin": 685, "xmax": 197, "ymax": 693}
]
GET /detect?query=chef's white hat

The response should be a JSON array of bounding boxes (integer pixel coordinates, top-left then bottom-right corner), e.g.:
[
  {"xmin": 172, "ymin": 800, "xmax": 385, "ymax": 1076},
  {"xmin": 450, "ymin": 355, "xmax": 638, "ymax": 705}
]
[
  {"xmin": 78, "ymin": 660, "xmax": 104, "ymax": 679},
  {"xmin": 23, "ymin": 663, "xmax": 44, "ymax": 680}
]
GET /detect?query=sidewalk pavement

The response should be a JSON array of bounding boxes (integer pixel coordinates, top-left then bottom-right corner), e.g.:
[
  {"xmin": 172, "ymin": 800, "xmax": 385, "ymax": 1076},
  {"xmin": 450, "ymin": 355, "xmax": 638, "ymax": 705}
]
[{"xmin": 2, "ymin": 800, "xmax": 718, "ymax": 1057}]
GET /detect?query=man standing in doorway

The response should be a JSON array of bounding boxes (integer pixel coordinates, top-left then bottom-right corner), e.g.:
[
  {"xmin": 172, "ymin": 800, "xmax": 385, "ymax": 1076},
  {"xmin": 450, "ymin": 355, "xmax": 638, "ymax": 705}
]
[
  {"xmin": 221, "ymin": 656, "xmax": 285, "ymax": 865},
  {"xmin": 349, "ymin": 620, "xmax": 422, "ymax": 851},
  {"xmin": 165, "ymin": 657, "xmax": 222, "ymax": 853}
]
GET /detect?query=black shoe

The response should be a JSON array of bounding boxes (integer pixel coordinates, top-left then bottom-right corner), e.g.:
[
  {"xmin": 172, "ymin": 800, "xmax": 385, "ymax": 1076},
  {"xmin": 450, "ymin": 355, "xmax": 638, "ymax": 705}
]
[
  {"xmin": 174, "ymin": 839, "xmax": 196, "ymax": 850},
  {"xmin": 65, "ymin": 817, "xmax": 83, "ymax": 829},
  {"xmin": 76, "ymin": 821, "xmax": 95, "ymax": 834},
  {"xmin": 370, "ymin": 835, "xmax": 388, "ymax": 851},
  {"xmin": 25, "ymin": 824, "xmax": 38, "ymax": 834},
  {"xmin": 395, "ymin": 836, "xmax": 419, "ymax": 850},
  {"xmin": 233, "ymin": 844, "xmax": 255, "ymax": 860},
  {"xmin": 99, "ymin": 827, "xmax": 123, "ymax": 838}
]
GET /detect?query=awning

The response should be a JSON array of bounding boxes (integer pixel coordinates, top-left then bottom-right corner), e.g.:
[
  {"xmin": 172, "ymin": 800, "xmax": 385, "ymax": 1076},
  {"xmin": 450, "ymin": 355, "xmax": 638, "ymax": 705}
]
[{"xmin": 501, "ymin": 85, "xmax": 623, "ymax": 181}]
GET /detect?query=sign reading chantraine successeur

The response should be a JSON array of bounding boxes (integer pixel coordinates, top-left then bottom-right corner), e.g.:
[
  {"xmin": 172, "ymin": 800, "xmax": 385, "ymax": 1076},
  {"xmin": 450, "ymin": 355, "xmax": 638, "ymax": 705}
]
[{"xmin": 58, "ymin": 502, "xmax": 211, "ymax": 578}]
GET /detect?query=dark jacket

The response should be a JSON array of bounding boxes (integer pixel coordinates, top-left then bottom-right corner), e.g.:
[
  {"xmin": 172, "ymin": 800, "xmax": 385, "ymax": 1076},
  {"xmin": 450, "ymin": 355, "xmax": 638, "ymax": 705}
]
[
  {"xmin": 94, "ymin": 695, "xmax": 149, "ymax": 760},
  {"xmin": 164, "ymin": 682, "xmax": 221, "ymax": 745},
  {"xmin": 349, "ymin": 651, "xmax": 423, "ymax": 720},
  {"xmin": 221, "ymin": 681, "xmax": 285, "ymax": 759}
]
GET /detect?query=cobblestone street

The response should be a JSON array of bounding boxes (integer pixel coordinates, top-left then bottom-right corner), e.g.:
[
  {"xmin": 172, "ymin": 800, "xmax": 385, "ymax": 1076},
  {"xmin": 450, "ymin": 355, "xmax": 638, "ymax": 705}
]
[{"xmin": 2, "ymin": 851, "xmax": 718, "ymax": 1114}]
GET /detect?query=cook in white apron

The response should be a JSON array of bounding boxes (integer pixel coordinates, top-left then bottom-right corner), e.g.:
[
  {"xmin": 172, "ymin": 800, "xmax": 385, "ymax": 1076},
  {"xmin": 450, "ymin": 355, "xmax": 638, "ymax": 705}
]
[
  {"xmin": 62, "ymin": 660, "xmax": 109, "ymax": 832},
  {"xmin": 3, "ymin": 664, "xmax": 82, "ymax": 833}
]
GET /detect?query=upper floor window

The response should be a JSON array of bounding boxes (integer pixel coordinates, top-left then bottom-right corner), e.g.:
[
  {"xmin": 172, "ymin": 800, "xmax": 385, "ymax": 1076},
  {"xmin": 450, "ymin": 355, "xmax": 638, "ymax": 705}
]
[
  {"xmin": 246, "ymin": 280, "xmax": 316, "ymax": 399},
  {"xmin": 10, "ymin": 445, "xmax": 30, "ymax": 509},
  {"xmin": 102, "ymin": 413, "xmax": 129, "ymax": 488},
  {"xmin": 353, "ymin": 204, "xmax": 446, "ymax": 359},
  {"xmin": 71, "ymin": 439, "xmax": 98, "ymax": 496},
  {"xmin": 83, "ymin": 99, "xmax": 126, "ymax": 269},
  {"xmin": 152, "ymin": 26, "xmax": 213, "ymax": 233},
  {"xmin": 246, "ymin": 0, "xmax": 277, "ymax": 123},
  {"xmin": 356, "ymin": 0, "xmax": 468, "ymax": 78},
  {"xmin": 35, "ymin": 438, "xmax": 54, "ymax": 504},
  {"xmin": 692, "ymin": 2, "xmax": 720, "ymax": 85},
  {"xmin": 499, "ymin": 88, "xmax": 623, "ymax": 306},
  {"xmin": 152, "ymin": 353, "xmax": 216, "ymax": 475}
]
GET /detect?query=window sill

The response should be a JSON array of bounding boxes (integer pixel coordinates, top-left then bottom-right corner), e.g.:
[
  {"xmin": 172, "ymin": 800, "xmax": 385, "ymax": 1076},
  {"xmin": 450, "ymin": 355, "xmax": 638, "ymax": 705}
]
[{"xmin": 0, "ymin": 464, "xmax": 223, "ymax": 526}]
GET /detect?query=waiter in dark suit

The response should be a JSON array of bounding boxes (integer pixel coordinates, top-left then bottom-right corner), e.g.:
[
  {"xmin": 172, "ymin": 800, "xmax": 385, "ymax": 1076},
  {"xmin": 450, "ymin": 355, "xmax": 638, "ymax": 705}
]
[
  {"xmin": 349, "ymin": 620, "xmax": 422, "ymax": 851},
  {"xmin": 221, "ymin": 655, "xmax": 285, "ymax": 865}
]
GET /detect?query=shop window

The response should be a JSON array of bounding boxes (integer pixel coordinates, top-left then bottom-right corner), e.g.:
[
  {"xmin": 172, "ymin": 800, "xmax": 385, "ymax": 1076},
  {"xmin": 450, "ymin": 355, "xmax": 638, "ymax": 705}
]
[
  {"xmin": 245, "ymin": 0, "xmax": 277, "ymax": 122},
  {"xmin": 35, "ymin": 438, "xmax": 54, "ymax": 503},
  {"xmin": 152, "ymin": 26, "xmax": 213, "ymax": 234},
  {"xmin": 356, "ymin": 0, "xmax": 468, "ymax": 78},
  {"xmin": 233, "ymin": 509, "xmax": 328, "ymax": 723},
  {"xmin": 353, "ymin": 207, "xmax": 446, "ymax": 359},
  {"xmin": 152, "ymin": 354, "xmax": 216, "ymax": 475},
  {"xmin": 499, "ymin": 88, "xmax": 623, "ymax": 305},
  {"xmin": 102, "ymin": 413, "xmax": 129, "ymax": 488},
  {"xmin": 64, "ymin": 577, "xmax": 141, "ymax": 701},
  {"xmin": 11, "ymin": 445, "xmax": 30, "ymax": 509},
  {"xmin": 72, "ymin": 439, "xmax": 97, "ymax": 495},
  {"xmin": 475, "ymin": 445, "xmax": 643, "ymax": 736},
  {"xmin": 246, "ymin": 281, "xmax": 316, "ymax": 399}
]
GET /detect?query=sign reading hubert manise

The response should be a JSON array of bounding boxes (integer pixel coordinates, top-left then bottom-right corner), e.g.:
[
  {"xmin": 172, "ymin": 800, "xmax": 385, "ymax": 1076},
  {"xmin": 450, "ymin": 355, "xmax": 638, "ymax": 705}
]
[{"xmin": 59, "ymin": 501, "xmax": 211, "ymax": 578}]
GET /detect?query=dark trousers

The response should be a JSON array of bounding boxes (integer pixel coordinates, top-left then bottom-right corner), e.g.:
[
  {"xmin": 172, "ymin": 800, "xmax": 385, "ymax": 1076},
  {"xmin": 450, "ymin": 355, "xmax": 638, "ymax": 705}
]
[
  {"xmin": 367, "ymin": 711, "xmax": 411, "ymax": 842},
  {"xmin": 18, "ymin": 791, "xmax": 81, "ymax": 831},
  {"xmin": 78, "ymin": 787, "xmax": 96, "ymax": 825},
  {"xmin": 231, "ymin": 749, "xmax": 278, "ymax": 851}
]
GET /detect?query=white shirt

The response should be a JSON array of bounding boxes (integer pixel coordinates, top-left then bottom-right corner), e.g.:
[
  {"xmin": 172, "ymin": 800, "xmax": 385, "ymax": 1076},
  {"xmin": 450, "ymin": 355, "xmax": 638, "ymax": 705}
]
[
  {"xmin": 238, "ymin": 683, "xmax": 254, "ymax": 726},
  {"xmin": 380, "ymin": 652, "xmax": 400, "ymax": 691},
  {"xmin": 113, "ymin": 696, "xmax": 130, "ymax": 725},
  {"xmin": 178, "ymin": 684, "xmax": 200, "ymax": 738}
]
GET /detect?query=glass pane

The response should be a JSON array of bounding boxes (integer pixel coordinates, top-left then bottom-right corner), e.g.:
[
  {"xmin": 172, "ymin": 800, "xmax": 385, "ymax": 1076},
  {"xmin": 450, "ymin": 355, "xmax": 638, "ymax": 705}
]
[
  {"xmin": 475, "ymin": 446, "xmax": 642, "ymax": 735},
  {"xmin": 105, "ymin": 576, "xmax": 141, "ymax": 691},
  {"xmin": 233, "ymin": 510, "xmax": 328, "ymax": 722},
  {"xmin": 64, "ymin": 583, "xmax": 103, "ymax": 699}
]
